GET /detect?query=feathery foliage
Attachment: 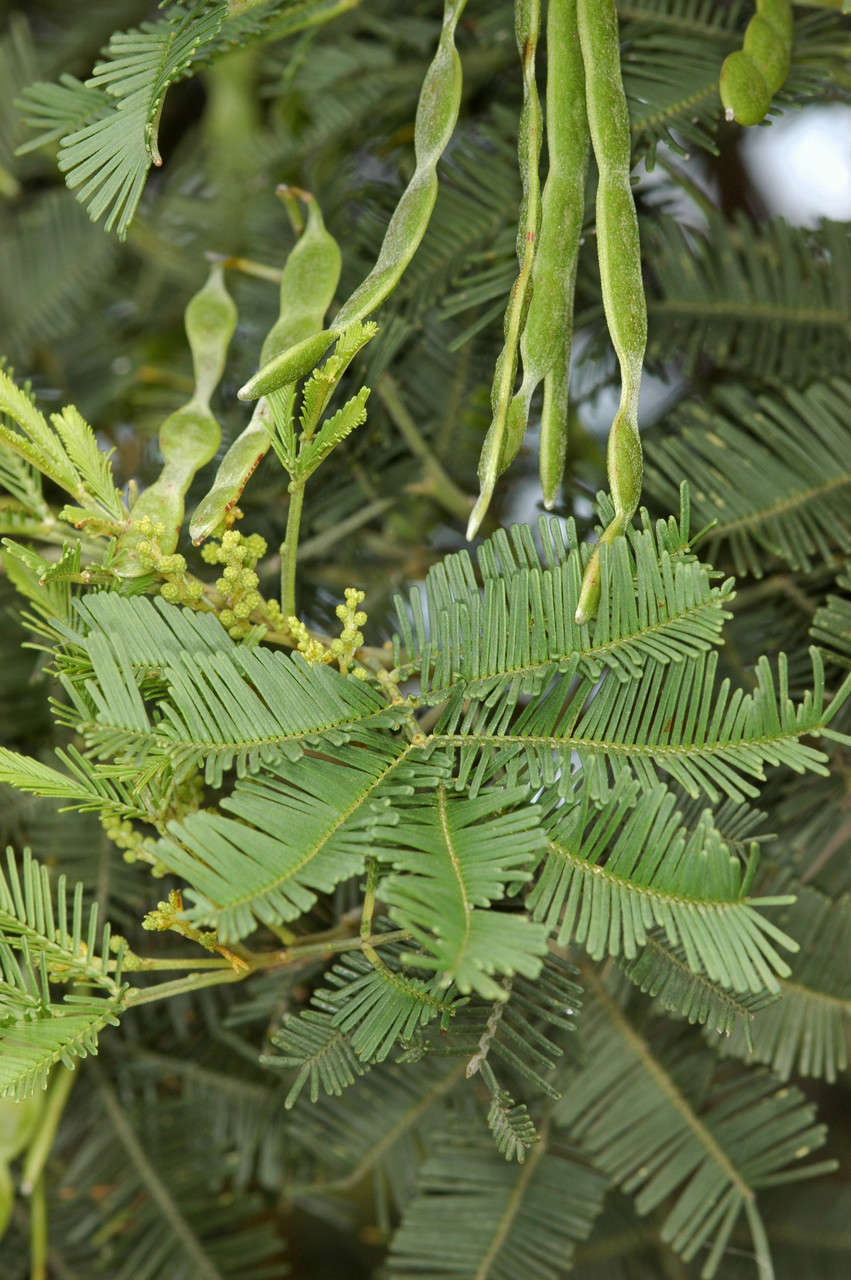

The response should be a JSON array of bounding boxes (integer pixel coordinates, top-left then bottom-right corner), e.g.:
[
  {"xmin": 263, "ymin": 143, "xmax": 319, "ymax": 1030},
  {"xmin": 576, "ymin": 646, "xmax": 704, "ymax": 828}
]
[
  {"xmin": 0, "ymin": 849, "xmax": 127, "ymax": 1098},
  {"xmin": 556, "ymin": 972, "xmax": 834, "ymax": 1276},
  {"xmin": 2, "ymin": 0, "xmax": 851, "ymax": 1274},
  {"xmin": 645, "ymin": 379, "xmax": 851, "ymax": 577}
]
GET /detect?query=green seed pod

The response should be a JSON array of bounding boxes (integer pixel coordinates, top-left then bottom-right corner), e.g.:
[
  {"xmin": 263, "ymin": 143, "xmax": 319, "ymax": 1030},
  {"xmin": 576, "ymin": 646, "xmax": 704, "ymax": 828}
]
[
  {"xmin": 488, "ymin": 0, "xmax": 589, "ymax": 514},
  {"xmin": 237, "ymin": 329, "xmax": 336, "ymax": 402},
  {"xmin": 574, "ymin": 0, "xmax": 647, "ymax": 623},
  {"xmin": 116, "ymin": 264, "xmax": 236, "ymax": 575},
  {"xmin": 606, "ymin": 403, "xmax": 643, "ymax": 521},
  {"xmin": 467, "ymin": 0, "xmax": 543, "ymax": 539},
  {"xmin": 537, "ymin": 0, "xmax": 589, "ymax": 510},
  {"xmin": 719, "ymin": 1, "xmax": 793, "ymax": 129},
  {"xmin": 243, "ymin": 1, "xmax": 468, "ymax": 405},
  {"xmin": 261, "ymin": 188, "xmax": 342, "ymax": 366},
  {"xmin": 744, "ymin": 14, "xmax": 790, "ymax": 96},
  {"xmin": 720, "ymin": 50, "xmax": 771, "ymax": 126},
  {"xmin": 191, "ymin": 192, "xmax": 341, "ymax": 542},
  {"xmin": 331, "ymin": 0, "xmax": 468, "ymax": 332},
  {"xmin": 184, "ymin": 262, "xmax": 239, "ymax": 405}
]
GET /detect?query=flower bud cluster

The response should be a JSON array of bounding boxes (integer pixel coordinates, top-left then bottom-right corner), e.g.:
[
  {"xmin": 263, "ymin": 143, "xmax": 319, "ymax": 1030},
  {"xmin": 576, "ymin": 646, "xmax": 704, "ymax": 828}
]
[
  {"xmin": 101, "ymin": 811, "xmax": 147, "ymax": 864},
  {"xmin": 142, "ymin": 890, "xmax": 219, "ymax": 950},
  {"xmin": 287, "ymin": 587, "xmax": 368, "ymax": 677},
  {"xmin": 133, "ymin": 515, "xmax": 204, "ymax": 607},
  {"xmin": 200, "ymin": 529, "xmax": 283, "ymax": 639}
]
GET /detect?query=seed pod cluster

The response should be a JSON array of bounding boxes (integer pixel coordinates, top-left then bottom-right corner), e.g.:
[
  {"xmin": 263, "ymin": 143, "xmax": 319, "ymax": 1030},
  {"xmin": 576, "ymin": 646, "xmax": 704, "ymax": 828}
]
[
  {"xmin": 720, "ymin": 1, "xmax": 794, "ymax": 127},
  {"xmin": 468, "ymin": 0, "xmax": 589, "ymax": 538},
  {"xmin": 467, "ymin": 0, "xmax": 648, "ymax": 613}
]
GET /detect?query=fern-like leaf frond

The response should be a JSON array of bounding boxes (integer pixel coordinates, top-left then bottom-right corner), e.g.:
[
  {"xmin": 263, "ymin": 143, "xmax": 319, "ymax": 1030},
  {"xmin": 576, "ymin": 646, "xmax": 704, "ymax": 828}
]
[
  {"xmin": 394, "ymin": 503, "xmax": 733, "ymax": 698},
  {"xmin": 812, "ymin": 566, "xmax": 851, "ymax": 669},
  {"xmin": 156, "ymin": 744, "xmax": 445, "ymax": 940},
  {"xmin": 386, "ymin": 1129, "xmax": 606, "ymax": 1279},
  {"xmin": 379, "ymin": 785, "xmax": 548, "ymax": 998},
  {"xmin": 486, "ymin": 1090, "xmax": 540, "ymax": 1163},
  {"xmin": 0, "ymin": 1005, "xmax": 122, "ymax": 1100},
  {"xmin": 261, "ymin": 1008, "xmax": 368, "ymax": 1108},
  {"xmin": 644, "ymin": 216, "xmax": 851, "ymax": 384},
  {"xmin": 556, "ymin": 973, "xmax": 834, "ymax": 1277},
  {"xmin": 646, "ymin": 379, "xmax": 851, "ymax": 577},
  {"xmin": 0, "ymin": 369, "xmax": 123, "ymax": 524},
  {"xmin": 718, "ymin": 888, "xmax": 851, "ymax": 1082},
  {"xmin": 0, "ymin": 848, "xmax": 127, "ymax": 1097},
  {"xmin": 530, "ymin": 778, "xmax": 797, "ymax": 993},
  {"xmin": 439, "ymin": 647, "xmax": 851, "ymax": 804},
  {"xmin": 311, "ymin": 947, "xmax": 457, "ymax": 1064},
  {"xmin": 45, "ymin": 6, "xmax": 226, "ymax": 237},
  {"xmin": 61, "ymin": 593, "xmax": 406, "ymax": 785},
  {"xmin": 623, "ymin": 936, "xmax": 775, "ymax": 1046}
]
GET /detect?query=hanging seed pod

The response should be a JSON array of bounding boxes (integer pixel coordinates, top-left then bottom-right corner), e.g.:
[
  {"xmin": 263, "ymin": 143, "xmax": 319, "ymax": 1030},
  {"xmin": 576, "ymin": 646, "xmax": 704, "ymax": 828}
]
[{"xmin": 574, "ymin": 0, "xmax": 647, "ymax": 624}]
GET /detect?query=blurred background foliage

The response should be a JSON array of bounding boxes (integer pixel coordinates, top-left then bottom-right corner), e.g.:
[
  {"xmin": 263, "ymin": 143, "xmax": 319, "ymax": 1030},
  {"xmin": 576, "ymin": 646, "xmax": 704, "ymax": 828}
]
[{"xmin": 1, "ymin": 1, "xmax": 850, "ymax": 1276}]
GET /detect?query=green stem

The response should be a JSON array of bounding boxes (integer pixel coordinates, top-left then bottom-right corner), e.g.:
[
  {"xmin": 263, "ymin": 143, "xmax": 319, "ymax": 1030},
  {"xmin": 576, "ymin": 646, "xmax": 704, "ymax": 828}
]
[
  {"xmin": 124, "ymin": 929, "xmax": 413, "ymax": 1008},
  {"xmin": 29, "ymin": 1175, "xmax": 47, "ymax": 1280},
  {"xmin": 376, "ymin": 376, "xmax": 474, "ymax": 521},
  {"xmin": 361, "ymin": 858, "xmax": 379, "ymax": 940},
  {"xmin": 117, "ymin": 955, "xmax": 237, "ymax": 972},
  {"xmin": 281, "ymin": 479, "xmax": 306, "ymax": 618},
  {"xmin": 205, "ymin": 253, "xmax": 282, "ymax": 283},
  {"xmin": 297, "ymin": 497, "xmax": 395, "ymax": 562},
  {"xmin": 21, "ymin": 1067, "xmax": 76, "ymax": 1195},
  {"xmin": 125, "ymin": 968, "xmax": 245, "ymax": 1008}
]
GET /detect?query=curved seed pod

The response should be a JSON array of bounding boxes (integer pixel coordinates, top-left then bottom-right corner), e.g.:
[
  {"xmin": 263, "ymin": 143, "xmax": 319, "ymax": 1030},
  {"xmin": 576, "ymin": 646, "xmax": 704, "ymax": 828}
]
[
  {"xmin": 190, "ymin": 192, "xmax": 341, "ymax": 542},
  {"xmin": 259, "ymin": 189, "xmax": 342, "ymax": 369},
  {"xmin": 239, "ymin": 0, "xmax": 468, "ymax": 403},
  {"xmin": 574, "ymin": 0, "xmax": 647, "ymax": 625},
  {"xmin": 237, "ymin": 329, "xmax": 336, "ymax": 403},
  {"xmin": 116, "ymin": 264, "xmax": 236, "ymax": 575},
  {"xmin": 466, "ymin": 0, "xmax": 542, "ymax": 540}
]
